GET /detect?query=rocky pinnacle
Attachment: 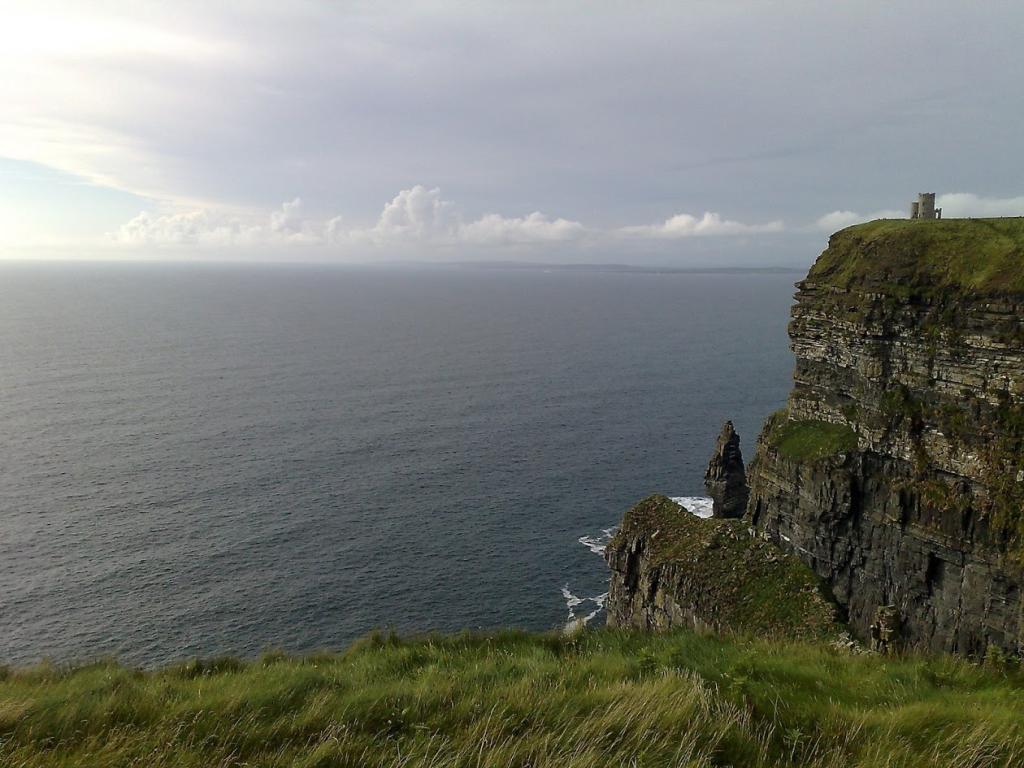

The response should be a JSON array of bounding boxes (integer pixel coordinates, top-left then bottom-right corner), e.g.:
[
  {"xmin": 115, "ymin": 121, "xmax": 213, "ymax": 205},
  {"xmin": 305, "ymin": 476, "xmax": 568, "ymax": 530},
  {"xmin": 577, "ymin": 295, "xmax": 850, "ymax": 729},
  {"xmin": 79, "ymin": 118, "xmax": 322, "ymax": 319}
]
[{"xmin": 704, "ymin": 421, "xmax": 749, "ymax": 518}]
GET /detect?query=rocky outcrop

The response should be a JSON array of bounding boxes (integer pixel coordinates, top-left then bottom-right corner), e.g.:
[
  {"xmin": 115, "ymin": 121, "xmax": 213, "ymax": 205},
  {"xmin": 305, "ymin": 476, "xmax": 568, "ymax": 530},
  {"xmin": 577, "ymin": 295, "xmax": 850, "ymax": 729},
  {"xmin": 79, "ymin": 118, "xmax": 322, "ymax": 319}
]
[
  {"xmin": 704, "ymin": 421, "xmax": 748, "ymax": 518},
  {"xmin": 745, "ymin": 219, "xmax": 1024, "ymax": 656},
  {"xmin": 605, "ymin": 495, "xmax": 840, "ymax": 640}
]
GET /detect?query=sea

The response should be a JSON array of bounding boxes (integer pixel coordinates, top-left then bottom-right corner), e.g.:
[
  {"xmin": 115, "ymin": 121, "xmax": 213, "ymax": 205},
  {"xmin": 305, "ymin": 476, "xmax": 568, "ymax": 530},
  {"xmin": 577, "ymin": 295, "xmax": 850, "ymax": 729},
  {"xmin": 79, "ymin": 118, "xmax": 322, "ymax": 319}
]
[{"xmin": 0, "ymin": 262, "xmax": 797, "ymax": 666}]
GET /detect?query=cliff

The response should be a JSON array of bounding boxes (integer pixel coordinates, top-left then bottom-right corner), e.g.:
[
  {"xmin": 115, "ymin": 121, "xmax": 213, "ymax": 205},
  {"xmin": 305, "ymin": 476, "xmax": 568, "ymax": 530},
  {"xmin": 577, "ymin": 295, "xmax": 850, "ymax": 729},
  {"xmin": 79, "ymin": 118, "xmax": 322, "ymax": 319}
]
[
  {"xmin": 608, "ymin": 217, "xmax": 1024, "ymax": 656},
  {"xmin": 747, "ymin": 218, "xmax": 1024, "ymax": 656},
  {"xmin": 605, "ymin": 495, "xmax": 840, "ymax": 640}
]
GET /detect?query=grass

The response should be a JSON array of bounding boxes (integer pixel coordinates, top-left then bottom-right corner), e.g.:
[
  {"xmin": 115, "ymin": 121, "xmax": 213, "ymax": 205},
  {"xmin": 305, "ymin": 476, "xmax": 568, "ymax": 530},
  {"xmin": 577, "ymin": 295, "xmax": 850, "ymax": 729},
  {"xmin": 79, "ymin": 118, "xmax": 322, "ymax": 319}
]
[
  {"xmin": 767, "ymin": 418, "xmax": 858, "ymax": 462},
  {"xmin": 613, "ymin": 496, "xmax": 840, "ymax": 640},
  {"xmin": 0, "ymin": 630, "xmax": 1023, "ymax": 767},
  {"xmin": 808, "ymin": 217, "xmax": 1024, "ymax": 297}
]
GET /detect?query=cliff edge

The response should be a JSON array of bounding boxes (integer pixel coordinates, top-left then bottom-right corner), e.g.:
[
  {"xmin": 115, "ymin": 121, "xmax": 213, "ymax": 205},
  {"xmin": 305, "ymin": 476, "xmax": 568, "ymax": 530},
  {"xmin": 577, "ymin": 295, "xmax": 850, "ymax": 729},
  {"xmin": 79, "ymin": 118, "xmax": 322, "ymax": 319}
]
[
  {"xmin": 609, "ymin": 218, "xmax": 1024, "ymax": 656},
  {"xmin": 748, "ymin": 217, "xmax": 1024, "ymax": 656}
]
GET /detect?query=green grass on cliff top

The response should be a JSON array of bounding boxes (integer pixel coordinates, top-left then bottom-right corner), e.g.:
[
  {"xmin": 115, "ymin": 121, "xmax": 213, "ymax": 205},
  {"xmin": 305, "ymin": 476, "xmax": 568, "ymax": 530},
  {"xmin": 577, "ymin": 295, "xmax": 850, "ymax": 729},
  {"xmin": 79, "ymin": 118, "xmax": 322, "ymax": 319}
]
[
  {"xmin": 1, "ymin": 630, "xmax": 1023, "ymax": 768},
  {"xmin": 809, "ymin": 217, "xmax": 1024, "ymax": 296}
]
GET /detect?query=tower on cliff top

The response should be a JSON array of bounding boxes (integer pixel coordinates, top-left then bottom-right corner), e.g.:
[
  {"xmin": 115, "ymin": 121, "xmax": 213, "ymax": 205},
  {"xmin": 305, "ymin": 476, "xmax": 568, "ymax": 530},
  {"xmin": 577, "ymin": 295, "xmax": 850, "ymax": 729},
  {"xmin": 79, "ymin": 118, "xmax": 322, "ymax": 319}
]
[{"xmin": 910, "ymin": 192, "xmax": 941, "ymax": 219}]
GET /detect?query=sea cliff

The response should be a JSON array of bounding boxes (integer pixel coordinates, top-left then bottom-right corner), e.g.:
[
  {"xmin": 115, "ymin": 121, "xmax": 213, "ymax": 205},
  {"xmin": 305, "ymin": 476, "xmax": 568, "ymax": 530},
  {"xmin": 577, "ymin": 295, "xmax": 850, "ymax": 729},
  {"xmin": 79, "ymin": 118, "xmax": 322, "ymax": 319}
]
[{"xmin": 609, "ymin": 218, "xmax": 1024, "ymax": 656}]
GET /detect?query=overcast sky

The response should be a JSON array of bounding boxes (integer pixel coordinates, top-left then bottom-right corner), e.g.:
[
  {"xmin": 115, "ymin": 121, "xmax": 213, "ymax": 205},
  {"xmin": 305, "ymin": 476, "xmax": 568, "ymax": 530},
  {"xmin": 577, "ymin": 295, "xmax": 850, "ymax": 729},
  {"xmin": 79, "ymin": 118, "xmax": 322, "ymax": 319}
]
[{"xmin": 2, "ymin": 0, "xmax": 1023, "ymax": 265}]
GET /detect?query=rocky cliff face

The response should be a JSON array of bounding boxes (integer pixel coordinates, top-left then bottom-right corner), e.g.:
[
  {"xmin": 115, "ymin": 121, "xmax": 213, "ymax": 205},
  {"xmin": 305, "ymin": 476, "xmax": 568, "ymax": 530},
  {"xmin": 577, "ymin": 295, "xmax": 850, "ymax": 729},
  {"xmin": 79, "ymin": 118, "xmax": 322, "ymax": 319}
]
[
  {"xmin": 746, "ymin": 218, "xmax": 1024, "ymax": 656},
  {"xmin": 607, "ymin": 218, "xmax": 1024, "ymax": 656}
]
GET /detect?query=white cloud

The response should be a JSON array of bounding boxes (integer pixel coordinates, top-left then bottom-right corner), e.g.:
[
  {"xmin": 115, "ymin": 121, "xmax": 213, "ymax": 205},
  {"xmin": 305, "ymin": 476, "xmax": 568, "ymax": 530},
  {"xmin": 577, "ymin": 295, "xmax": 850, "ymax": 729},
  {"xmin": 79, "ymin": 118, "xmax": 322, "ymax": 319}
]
[
  {"xmin": 113, "ymin": 198, "xmax": 320, "ymax": 246},
  {"xmin": 814, "ymin": 209, "xmax": 904, "ymax": 231},
  {"xmin": 269, "ymin": 198, "xmax": 304, "ymax": 235},
  {"xmin": 352, "ymin": 185, "xmax": 586, "ymax": 246},
  {"xmin": 127, "ymin": 188, "xmax": 1024, "ymax": 254},
  {"xmin": 936, "ymin": 193, "xmax": 1024, "ymax": 218},
  {"xmin": 358, "ymin": 186, "xmax": 461, "ymax": 243},
  {"xmin": 460, "ymin": 212, "xmax": 585, "ymax": 244},
  {"xmin": 111, "ymin": 186, "xmax": 586, "ymax": 250},
  {"xmin": 325, "ymin": 215, "xmax": 348, "ymax": 245},
  {"xmin": 618, "ymin": 211, "xmax": 784, "ymax": 239}
]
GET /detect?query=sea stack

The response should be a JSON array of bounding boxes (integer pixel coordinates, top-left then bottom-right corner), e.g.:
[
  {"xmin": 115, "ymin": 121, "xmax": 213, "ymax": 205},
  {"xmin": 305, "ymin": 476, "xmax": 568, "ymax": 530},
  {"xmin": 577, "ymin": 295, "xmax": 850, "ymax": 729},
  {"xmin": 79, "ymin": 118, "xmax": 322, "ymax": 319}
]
[{"xmin": 704, "ymin": 420, "xmax": 748, "ymax": 518}]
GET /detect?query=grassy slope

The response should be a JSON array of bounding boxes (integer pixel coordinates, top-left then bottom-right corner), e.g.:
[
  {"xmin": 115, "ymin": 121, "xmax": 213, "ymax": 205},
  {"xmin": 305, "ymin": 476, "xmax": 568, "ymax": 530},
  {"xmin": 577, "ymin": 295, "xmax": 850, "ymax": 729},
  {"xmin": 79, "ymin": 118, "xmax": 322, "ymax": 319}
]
[
  {"xmin": 1, "ymin": 631, "xmax": 1023, "ymax": 767},
  {"xmin": 808, "ymin": 217, "xmax": 1024, "ymax": 296}
]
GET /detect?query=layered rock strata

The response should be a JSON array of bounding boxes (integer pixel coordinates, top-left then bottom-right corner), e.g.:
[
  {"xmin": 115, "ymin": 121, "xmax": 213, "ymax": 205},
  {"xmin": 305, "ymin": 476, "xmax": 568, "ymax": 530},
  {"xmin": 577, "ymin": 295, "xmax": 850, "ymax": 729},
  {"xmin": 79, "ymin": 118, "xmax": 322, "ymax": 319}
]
[
  {"xmin": 746, "ymin": 219, "xmax": 1024, "ymax": 656},
  {"xmin": 609, "ymin": 218, "xmax": 1024, "ymax": 656}
]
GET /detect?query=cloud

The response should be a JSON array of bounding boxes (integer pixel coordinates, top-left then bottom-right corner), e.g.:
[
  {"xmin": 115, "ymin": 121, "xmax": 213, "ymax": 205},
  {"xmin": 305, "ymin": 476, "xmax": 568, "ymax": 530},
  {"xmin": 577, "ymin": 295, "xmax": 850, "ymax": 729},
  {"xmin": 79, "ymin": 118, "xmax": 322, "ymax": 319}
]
[
  {"xmin": 618, "ymin": 211, "xmax": 784, "ymax": 239},
  {"xmin": 460, "ymin": 212, "xmax": 586, "ymax": 244},
  {"xmin": 358, "ymin": 186, "xmax": 461, "ymax": 243},
  {"xmin": 115, "ymin": 209, "xmax": 243, "ymax": 246},
  {"xmin": 114, "ymin": 187, "xmax": 1024, "ymax": 256},
  {"xmin": 113, "ymin": 198, "xmax": 320, "ymax": 246},
  {"xmin": 269, "ymin": 198, "xmax": 311, "ymax": 237},
  {"xmin": 120, "ymin": 186, "xmax": 1024, "ymax": 257},
  {"xmin": 325, "ymin": 215, "xmax": 348, "ymax": 245},
  {"xmin": 813, "ymin": 209, "xmax": 904, "ymax": 231},
  {"xmin": 351, "ymin": 185, "xmax": 587, "ymax": 246},
  {"xmin": 111, "ymin": 186, "xmax": 585, "ymax": 250},
  {"xmin": 936, "ymin": 193, "xmax": 1024, "ymax": 218}
]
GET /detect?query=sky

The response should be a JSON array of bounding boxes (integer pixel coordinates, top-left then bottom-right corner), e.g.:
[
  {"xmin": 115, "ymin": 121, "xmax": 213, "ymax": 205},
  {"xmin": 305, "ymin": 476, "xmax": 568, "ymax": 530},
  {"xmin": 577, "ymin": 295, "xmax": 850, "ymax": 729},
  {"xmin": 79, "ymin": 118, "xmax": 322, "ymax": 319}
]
[{"xmin": 2, "ymin": 0, "xmax": 1023, "ymax": 266}]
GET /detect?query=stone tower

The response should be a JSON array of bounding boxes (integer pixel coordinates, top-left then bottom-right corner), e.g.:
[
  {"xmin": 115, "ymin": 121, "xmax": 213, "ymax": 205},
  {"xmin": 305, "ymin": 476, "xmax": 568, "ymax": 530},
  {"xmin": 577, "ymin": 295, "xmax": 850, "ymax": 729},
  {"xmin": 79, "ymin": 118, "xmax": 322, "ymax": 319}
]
[{"xmin": 910, "ymin": 192, "xmax": 941, "ymax": 219}]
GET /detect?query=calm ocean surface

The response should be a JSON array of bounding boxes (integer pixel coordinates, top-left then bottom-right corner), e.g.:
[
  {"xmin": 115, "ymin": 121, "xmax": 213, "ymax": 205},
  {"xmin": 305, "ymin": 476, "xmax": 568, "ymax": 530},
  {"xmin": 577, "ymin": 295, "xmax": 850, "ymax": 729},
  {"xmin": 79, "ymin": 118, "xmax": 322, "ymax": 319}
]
[{"xmin": 0, "ymin": 263, "xmax": 797, "ymax": 666}]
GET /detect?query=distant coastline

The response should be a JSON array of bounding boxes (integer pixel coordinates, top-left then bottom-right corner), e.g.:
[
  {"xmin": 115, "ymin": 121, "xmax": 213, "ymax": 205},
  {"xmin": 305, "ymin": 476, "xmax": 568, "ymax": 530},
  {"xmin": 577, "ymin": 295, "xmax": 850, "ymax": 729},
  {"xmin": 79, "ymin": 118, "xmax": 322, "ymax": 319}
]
[{"xmin": 425, "ymin": 261, "xmax": 805, "ymax": 275}]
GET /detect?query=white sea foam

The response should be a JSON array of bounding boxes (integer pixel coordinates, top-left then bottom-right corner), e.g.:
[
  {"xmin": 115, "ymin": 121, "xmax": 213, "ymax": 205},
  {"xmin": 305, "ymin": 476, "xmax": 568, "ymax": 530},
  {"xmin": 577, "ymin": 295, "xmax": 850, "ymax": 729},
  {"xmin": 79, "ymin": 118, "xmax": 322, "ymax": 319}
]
[
  {"xmin": 561, "ymin": 585, "xmax": 584, "ymax": 610},
  {"xmin": 562, "ymin": 530, "xmax": 617, "ymax": 631},
  {"xmin": 562, "ymin": 586, "xmax": 609, "ymax": 633},
  {"xmin": 577, "ymin": 527, "xmax": 617, "ymax": 555},
  {"xmin": 670, "ymin": 496, "xmax": 714, "ymax": 519}
]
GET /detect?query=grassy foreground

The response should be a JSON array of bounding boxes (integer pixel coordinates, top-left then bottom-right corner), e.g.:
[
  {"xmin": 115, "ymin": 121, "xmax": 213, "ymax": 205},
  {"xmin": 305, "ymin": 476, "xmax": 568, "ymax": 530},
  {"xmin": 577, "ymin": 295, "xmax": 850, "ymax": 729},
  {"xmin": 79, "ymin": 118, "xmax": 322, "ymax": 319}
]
[{"xmin": 1, "ymin": 631, "xmax": 1023, "ymax": 767}]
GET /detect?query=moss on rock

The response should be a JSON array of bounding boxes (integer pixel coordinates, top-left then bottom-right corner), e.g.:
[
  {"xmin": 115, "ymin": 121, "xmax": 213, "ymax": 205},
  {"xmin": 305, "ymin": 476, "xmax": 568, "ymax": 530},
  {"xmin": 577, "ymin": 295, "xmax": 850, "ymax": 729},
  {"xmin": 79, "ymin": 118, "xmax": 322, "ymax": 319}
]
[
  {"xmin": 767, "ymin": 418, "xmax": 858, "ymax": 462},
  {"xmin": 609, "ymin": 495, "xmax": 842, "ymax": 641}
]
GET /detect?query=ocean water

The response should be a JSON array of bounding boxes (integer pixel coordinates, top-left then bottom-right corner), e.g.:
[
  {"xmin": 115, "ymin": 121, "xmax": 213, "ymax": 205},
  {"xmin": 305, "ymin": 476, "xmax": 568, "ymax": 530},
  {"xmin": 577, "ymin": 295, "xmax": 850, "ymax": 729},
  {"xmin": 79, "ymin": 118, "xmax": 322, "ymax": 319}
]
[{"xmin": 0, "ymin": 262, "xmax": 797, "ymax": 666}]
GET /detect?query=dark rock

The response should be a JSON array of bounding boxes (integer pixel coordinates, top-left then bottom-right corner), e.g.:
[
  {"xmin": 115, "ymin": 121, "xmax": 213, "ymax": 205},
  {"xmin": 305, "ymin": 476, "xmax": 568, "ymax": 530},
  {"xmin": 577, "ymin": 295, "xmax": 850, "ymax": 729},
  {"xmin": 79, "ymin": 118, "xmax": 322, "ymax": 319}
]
[{"xmin": 704, "ymin": 421, "xmax": 748, "ymax": 518}]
